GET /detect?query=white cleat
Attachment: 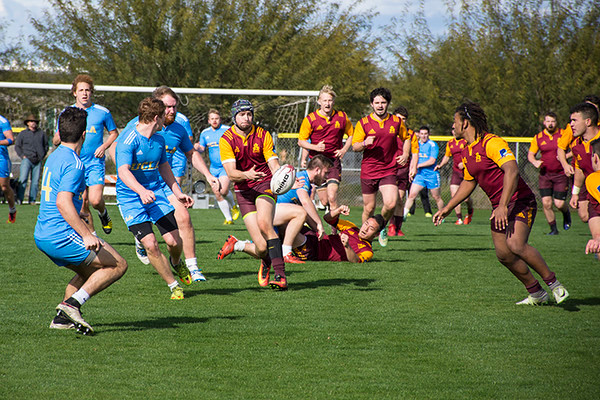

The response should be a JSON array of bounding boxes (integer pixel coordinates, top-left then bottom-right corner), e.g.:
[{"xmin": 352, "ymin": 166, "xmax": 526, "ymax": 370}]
[
  {"xmin": 190, "ymin": 269, "xmax": 207, "ymax": 282},
  {"xmin": 552, "ymin": 285, "xmax": 569, "ymax": 304},
  {"xmin": 135, "ymin": 238, "xmax": 150, "ymax": 265},
  {"xmin": 378, "ymin": 229, "xmax": 388, "ymax": 247},
  {"xmin": 516, "ymin": 291, "xmax": 549, "ymax": 306}
]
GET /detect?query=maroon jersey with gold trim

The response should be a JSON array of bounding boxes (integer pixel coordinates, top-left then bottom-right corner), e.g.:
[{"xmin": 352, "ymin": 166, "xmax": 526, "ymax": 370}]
[
  {"xmin": 462, "ymin": 133, "xmax": 534, "ymax": 208},
  {"xmin": 586, "ymin": 171, "xmax": 600, "ymax": 214},
  {"xmin": 445, "ymin": 137, "xmax": 467, "ymax": 174},
  {"xmin": 298, "ymin": 110, "xmax": 353, "ymax": 159},
  {"xmin": 219, "ymin": 125, "xmax": 277, "ymax": 191},
  {"xmin": 352, "ymin": 113, "xmax": 408, "ymax": 179},
  {"xmin": 572, "ymin": 131, "xmax": 600, "ymax": 177},
  {"xmin": 529, "ymin": 129, "xmax": 566, "ymax": 174}
]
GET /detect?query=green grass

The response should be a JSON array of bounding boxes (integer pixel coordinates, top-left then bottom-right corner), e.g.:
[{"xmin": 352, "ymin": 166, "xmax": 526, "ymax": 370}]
[{"xmin": 1, "ymin": 204, "xmax": 598, "ymax": 399}]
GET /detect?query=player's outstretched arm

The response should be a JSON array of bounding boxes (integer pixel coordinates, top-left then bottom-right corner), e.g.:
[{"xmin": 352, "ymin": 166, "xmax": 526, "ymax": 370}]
[
  {"xmin": 433, "ymin": 180, "xmax": 476, "ymax": 226},
  {"xmin": 298, "ymin": 188, "xmax": 324, "ymax": 238}
]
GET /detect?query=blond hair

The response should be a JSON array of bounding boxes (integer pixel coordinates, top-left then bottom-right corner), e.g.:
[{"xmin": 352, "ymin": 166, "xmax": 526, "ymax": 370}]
[{"xmin": 319, "ymin": 85, "xmax": 336, "ymax": 99}]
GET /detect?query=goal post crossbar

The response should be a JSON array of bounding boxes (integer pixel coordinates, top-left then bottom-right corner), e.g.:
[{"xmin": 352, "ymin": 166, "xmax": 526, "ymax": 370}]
[{"xmin": 0, "ymin": 82, "xmax": 319, "ymax": 97}]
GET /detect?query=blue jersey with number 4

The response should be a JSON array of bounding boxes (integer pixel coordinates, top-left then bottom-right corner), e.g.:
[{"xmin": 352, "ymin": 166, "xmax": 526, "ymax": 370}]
[{"xmin": 35, "ymin": 145, "xmax": 86, "ymax": 241}]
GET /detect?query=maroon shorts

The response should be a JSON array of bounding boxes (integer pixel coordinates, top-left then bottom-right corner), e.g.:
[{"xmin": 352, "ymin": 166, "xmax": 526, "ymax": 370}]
[
  {"xmin": 539, "ymin": 171, "xmax": 568, "ymax": 198},
  {"xmin": 450, "ymin": 170, "xmax": 463, "ymax": 186},
  {"xmin": 490, "ymin": 197, "xmax": 537, "ymax": 234},
  {"xmin": 361, "ymin": 174, "xmax": 398, "ymax": 195},
  {"xmin": 234, "ymin": 180, "xmax": 275, "ymax": 217},
  {"xmin": 588, "ymin": 197, "xmax": 600, "ymax": 219},
  {"xmin": 396, "ymin": 165, "xmax": 410, "ymax": 191}
]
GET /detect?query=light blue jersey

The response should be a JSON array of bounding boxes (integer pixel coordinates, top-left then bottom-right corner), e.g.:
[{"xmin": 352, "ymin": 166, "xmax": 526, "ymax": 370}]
[
  {"xmin": 198, "ymin": 124, "xmax": 230, "ymax": 172},
  {"xmin": 75, "ymin": 103, "xmax": 117, "ymax": 162},
  {"xmin": 416, "ymin": 139, "xmax": 439, "ymax": 178},
  {"xmin": 34, "ymin": 145, "xmax": 90, "ymax": 266},
  {"xmin": 0, "ymin": 115, "xmax": 12, "ymax": 177},
  {"xmin": 0, "ymin": 114, "xmax": 12, "ymax": 159},
  {"xmin": 172, "ymin": 113, "xmax": 193, "ymax": 177},
  {"xmin": 277, "ymin": 170, "xmax": 311, "ymax": 205},
  {"xmin": 115, "ymin": 125, "xmax": 174, "ymax": 226}
]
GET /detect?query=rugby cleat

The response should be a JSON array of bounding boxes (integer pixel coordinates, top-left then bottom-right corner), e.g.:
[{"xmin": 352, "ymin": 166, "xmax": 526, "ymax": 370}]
[
  {"xmin": 258, "ymin": 260, "xmax": 271, "ymax": 287},
  {"xmin": 387, "ymin": 224, "xmax": 397, "ymax": 237},
  {"xmin": 98, "ymin": 210, "xmax": 112, "ymax": 234},
  {"xmin": 425, "ymin": 212, "xmax": 433, "ymax": 218},
  {"xmin": 56, "ymin": 301, "xmax": 94, "ymax": 334},
  {"xmin": 269, "ymin": 274, "xmax": 288, "ymax": 291},
  {"xmin": 223, "ymin": 219, "xmax": 234, "ymax": 225},
  {"xmin": 397, "ymin": 229, "xmax": 405, "ymax": 237},
  {"xmin": 135, "ymin": 238, "xmax": 150, "ymax": 265},
  {"xmin": 455, "ymin": 219, "xmax": 464, "ymax": 225},
  {"xmin": 49, "ymin": 310, "xmax": 75, "ymax": 330},
  {"xmin": 378, "ymin": 228, "xmax": 388, "ymax": 247},
  {"xmin": 217, "ymin": 235, "xmax": 238, "ymax": 260},
  {"xmin": 7, "ymin": 210, "xmax": 16, "ymax": 224},
  {"xmin": 170, "ymin": 257, "xmax": 192, "ymax": 286},
  {"xmin": 283, "ymin": 253, "xmax": 305, "ymax": 264},
  {"xmin": 515, "ymin": 291, "xmax": 549, "ymax": 306},
  {"xmin": 190, "ymin": 268, "xmax": 207, "ymax": 282},
  {"xmin": 464, "ymin": 214, "xmax": 473, "ymax": 225},
  {"xmin": 170, "ymin": 285, "xmax": 184, "ymax": 300},
  {"xmin": 563, "ymin": 212, "xmax": 571, "ymax": 231},
  {"xmin": 231, "ymin": 205, "xmax": 240, "ymax": 221},
  {"xmin": 552, "ymin": 284, "xmax": 569, "ymax": 304}
]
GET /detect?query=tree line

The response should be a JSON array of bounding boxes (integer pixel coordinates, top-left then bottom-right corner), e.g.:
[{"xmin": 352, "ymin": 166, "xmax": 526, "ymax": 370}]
[{"xmin": 0, "ymin": 0, "xmax": 598, "ymax": 135}]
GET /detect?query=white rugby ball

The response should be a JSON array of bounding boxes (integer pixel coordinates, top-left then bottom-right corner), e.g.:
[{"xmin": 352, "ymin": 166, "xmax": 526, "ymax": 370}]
[{"xmin": 270, "ymin": 164, "xmax": 296, "ymax": 195}]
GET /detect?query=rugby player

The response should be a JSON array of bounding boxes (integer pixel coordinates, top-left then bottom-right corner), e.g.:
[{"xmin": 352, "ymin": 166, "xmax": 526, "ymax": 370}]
[{"xmin": 434, "ymin": 102, "xmax": 569, "ymax": 305}]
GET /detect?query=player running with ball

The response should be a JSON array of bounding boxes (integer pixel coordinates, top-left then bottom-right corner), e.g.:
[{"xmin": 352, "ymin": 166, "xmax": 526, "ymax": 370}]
[{"xmin": 433, "ymin": 102, "xmax": 569, "ymax": 305}]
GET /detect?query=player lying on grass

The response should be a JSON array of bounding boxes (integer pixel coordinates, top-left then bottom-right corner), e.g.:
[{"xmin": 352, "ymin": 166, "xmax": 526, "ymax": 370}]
[
  {"xmin": 584, "ymin": 139, "xmax": 600, "ymax": 257},
  {"xmin": 218, "ymin": 205, "xmax": 383, "ymax": 263},
  {"xmin": 433, "ymin": 102, "xmax": 569, "ymax": 306},
  {"xmin": 35, "ymin": 107, "xmax": 128, "ymax": 335}
]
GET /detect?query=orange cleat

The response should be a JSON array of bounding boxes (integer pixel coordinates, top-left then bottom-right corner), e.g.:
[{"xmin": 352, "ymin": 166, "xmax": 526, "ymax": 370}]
[
  {"xmin": 217, "ymin": 235, "xmax": 237, "ymax": 260},
  {"xmin": 269, "ymin": 274, "xmax": 288, "ymax": 291},
  {"xmin": 7, "ymin": 210, "xmax": 16, "ymax": 224},
  {"xmin": 387, "ymin": 224, "xmax": 397, "ymax": 236},
  {"xmin": 258, "ymin": 260, "xmax": 271, "ymax": 287},
  {"xmin": 464, "ymin": 214, "xmax": 473, "ymax": 225},
  {"xmin": 397, "ymin": 229, "xmax": 405, "ymax": 237},
  {"xmin": 283, "ymin": 253, "xmax": 305, "ymax": 264}
]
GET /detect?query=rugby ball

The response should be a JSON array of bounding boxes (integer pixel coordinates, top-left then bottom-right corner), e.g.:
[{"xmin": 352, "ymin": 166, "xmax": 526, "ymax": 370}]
[{"xmin": 270, "ymin": 164, "xmax": 296, "ymax": 195}]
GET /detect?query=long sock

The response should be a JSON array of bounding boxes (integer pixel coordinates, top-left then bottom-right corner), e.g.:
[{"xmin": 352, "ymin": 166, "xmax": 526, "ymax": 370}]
[
  {"xmin": 393, "ymin": 215, "xmax": 403, "ymax": 229},
  {"xmin": 71, "ymin": 288, "xmax": 90, "ymax": 306},
  {"xmin": 267, "ymin": 238, "xmax": 285, "ymax": 276},
  {"xmin": 185, "ymin": 257, "xmax": 198, "ymax": 272},
  {"xmin": 525, "ymin": 280, "xmax": 544, "ymax": 294},
  {"xmin": 218, "ymin": 200, "xmax": 232, "ymax": 221},
  {"xmin": 456, "ymin": 212, "xmax": 463, "ymax": 221},
  {"xmin": 282, "ymin": 244, "xmax": 292, "ymax": 256},
  {"xmin": 549, "ymin": 221, "xmax": 558, "ymax": 232},
  {"xmin": 404, "ymin": 207, "xmax": 410, "ymax": 217},
  {"xmin": 542, "ymin": 271, "xmax": 559, "ymax": 288}
]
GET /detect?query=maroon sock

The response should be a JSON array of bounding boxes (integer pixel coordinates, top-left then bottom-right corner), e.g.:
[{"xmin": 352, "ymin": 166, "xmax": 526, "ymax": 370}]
[
  {"xmin": 394, "ymin": 215, "xmax": 403, "ymax": 229},
  {"xmin": 542, "ymin": 271, "xmax": 556, "ymax": 287},
  {"xmin": 267, "ymin": 238, "xmax": 285, "ymax": 276},
  {"xmin": 456, "ymin": 213, "xmax": 463, "ymax": 220},
  {"xmin": 526, "ymin": 281, "xmax": 543, "ymax": 294}
]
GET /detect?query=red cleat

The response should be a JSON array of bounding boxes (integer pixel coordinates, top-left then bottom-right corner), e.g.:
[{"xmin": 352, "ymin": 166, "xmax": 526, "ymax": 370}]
[
  {"xmin": 397, "ymin": 229, "xmax": 405, "ymax": 237},
  {"xmin": 283, "ymin": 253, "xmax": 305, "ymax": 264},
  {"xmin": 217, "ymin": 235, "xmax": 237, "ymax": 260},
  {"xmin": 464, "ymin": 214, "xmax": 473, "ymax": 225},
  {"xmin": 258, "ymin": 260, "xmax": 271, "ymax": 287},
  {"xmin": 7, "ymin": 210, "xmax": 16, "ymax": 224},
  {"xmin": 269, "ymin": 274, "xmax": 288, "ymax": 291},
  {"xmin": 387, "ymin": 223, "xmax": 397, "ymax": 236}
]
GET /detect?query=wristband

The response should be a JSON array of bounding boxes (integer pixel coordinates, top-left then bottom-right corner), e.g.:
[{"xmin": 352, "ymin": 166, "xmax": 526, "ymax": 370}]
[
  {"xmin": 572, "ymin": 186, "xmax": 581, "ymax": 195},
  {"xmin": 6, "ymin": 138, "xmax": 13, "ymax": 145}
]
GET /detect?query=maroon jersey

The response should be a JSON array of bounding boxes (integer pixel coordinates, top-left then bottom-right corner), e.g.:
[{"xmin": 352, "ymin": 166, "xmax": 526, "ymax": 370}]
[
  {"xmin": 462, "ymin": 133, "xmax": 534, "ymax": 208},
  {"xmin": 586, "ymin": 171, "xmax": 600, "ymax": 216},
  {"xmin": 445, "ymin": 137, "xmax": 467, "ymax": 174},
  {"xmin": 529, "ymin": 129, "xmax": 566, "ymax": 174},
  {"xmin": 219, "ymin": 125, "xmax": 277, "ymax": 191},
  {"xmin": 298, "ymin": 110, "xmax": 353, "ymax": 159},
  {"xmin": 352, "ymin": 113, "xmax": 408, "ymax": 179},
  {"xmin": 572, "ymin": 130, "xmax": 600, "ymax": 201}
]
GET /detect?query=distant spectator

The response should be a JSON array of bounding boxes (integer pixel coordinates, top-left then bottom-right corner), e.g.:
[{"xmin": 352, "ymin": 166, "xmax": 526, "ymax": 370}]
[{"xmin": 16, "ymin": 114, "xmax": 48, "ymax": 204}]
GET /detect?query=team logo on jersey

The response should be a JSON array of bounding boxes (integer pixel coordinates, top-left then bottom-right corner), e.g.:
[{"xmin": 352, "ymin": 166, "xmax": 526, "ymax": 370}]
[
  {"xmin": 335, "ymin": 121, "xmax": 340, "ymax": 128},
  {"xmin": 368, "ymin": 129, "xmax": 376, "ymax": 135},
  {"xmin": 541, "ymin": 141, "xmax": 547, "ymax": 146},
  {"xmin": 476, "ymin": 153, "xmax": 481, "ymax": 162},
  {"xmin": 253, "ymin": 143, "xmax": 260, "ymax": 153},
  {"xmin": 389, "ymin": 126, "xmax": 396, "ymax": 134},
  {"xmin": 234, "ymin": 146, "xmax": 240, "ymax": 154},
  {"xmin": 317, "ymin": 125, "xmax": 323, "ymax": 130},
  {"xmin": 499, "ymin": 149, "xmax": 508, "ymax": 158}
]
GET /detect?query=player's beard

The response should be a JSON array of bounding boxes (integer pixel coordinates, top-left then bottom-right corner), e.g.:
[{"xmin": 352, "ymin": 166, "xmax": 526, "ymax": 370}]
[{"xmin": 164, "ymin": 113, "xmax": 175, "ymax": 126}]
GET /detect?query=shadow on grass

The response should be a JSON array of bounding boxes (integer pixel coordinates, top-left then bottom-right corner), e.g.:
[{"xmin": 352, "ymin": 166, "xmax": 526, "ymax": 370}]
[
  {"xmin": 96, "ymin": 315, "xmax": 243, "ymax": 333},
  {"xmin": 292, "ymin": 278, "xmax": 378, "ymax": 291},
  {"xmin": 557, "ymin": 297, "xmax": 600, "ymax": 312},
  {"xmin": 395, "ymin": 247, "xmax": 493, "ymax": 253}
]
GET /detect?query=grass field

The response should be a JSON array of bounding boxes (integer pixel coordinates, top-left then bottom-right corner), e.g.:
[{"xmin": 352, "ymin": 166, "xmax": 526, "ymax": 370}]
[{"xmin": 1, "ymin": 203, "xmax": 598, "ymax": 399}]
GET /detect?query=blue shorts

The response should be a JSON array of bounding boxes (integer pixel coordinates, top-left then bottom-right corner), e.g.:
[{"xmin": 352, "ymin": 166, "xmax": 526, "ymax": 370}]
[
  {"xmin": 35, "ymin": 231, "xmax": 93, "ymax": 267},
  {"xmin": 0, "ymin": 155, "xmax": 11, "ymax": 178},
  {"xmin": 413, "ymin": 171, "xmax": 440, "ymax": 189},
  {"xmin": 171, "ymin": 153, "xmax": 188, "ymax": 178},
  {"xmin": 118, "ymin": 185, "xmax": 175, "ymax": 227},
  {"xmin": 210, "ymin": 166, "xmax": 228, "ymax": 179},
  {"xmin": 83, "ymin": 157, "xmax": 106, "ymax": 187}
]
